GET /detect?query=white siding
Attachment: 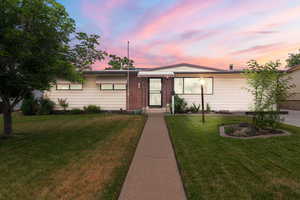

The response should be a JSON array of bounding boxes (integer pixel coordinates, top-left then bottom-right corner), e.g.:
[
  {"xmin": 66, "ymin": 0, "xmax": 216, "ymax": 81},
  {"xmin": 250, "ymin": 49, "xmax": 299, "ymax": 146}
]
[
  {"xmin": 45, "ymin": 76, "xmax": 127, "ymax": 110},
  {"xmin": 152, "ymin": 66, "xmax": 218, "ymax": 72},
  {"xmin": 178, "ymin": 77, "xmax": 253, "ymax": 111}
]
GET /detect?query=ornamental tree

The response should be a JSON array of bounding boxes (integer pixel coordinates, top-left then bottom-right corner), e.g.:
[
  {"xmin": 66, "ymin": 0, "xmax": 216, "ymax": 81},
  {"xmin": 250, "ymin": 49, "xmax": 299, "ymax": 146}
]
[
  {"xmin": 0, "ymin": 0, "xmax": 106, "ymax": 136},
  {"xmin": 245, "ymin": 60, "xmax": 295, "ymax": 129},
  {"xmin": 286, "ymin": 49, "xmax": 300, "ymax": 68}
]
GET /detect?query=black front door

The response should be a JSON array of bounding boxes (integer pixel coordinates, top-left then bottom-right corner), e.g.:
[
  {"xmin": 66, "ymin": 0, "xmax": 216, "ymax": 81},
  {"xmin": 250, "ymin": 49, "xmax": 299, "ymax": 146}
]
[{"xmin": 149, "ymin": 78, "xmax": 162, "ymax": 107}]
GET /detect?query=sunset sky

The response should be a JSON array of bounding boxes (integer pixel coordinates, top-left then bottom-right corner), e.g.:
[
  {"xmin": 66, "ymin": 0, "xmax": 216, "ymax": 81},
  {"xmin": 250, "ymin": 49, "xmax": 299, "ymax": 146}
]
[{"xmin": 58, "ymin": 0, "xmax": 300, "ymax": 70}]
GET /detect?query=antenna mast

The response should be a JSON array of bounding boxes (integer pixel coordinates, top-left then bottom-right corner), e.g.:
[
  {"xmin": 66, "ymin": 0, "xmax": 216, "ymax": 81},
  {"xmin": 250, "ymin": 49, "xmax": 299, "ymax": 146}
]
[{"xmin": 127, "ymin": 41, "xmax": 130, "ymax": 111}]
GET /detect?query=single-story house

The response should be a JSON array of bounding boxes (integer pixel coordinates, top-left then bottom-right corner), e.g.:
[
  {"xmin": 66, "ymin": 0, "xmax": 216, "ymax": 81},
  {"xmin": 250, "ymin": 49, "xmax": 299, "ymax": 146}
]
[
  {"xmin": 280, "ymin": 64, "xmax": 300, "ymax": 110},
  {"xmin": 44, "ymin": 63, "xmax": 254, "ymax": 112}
]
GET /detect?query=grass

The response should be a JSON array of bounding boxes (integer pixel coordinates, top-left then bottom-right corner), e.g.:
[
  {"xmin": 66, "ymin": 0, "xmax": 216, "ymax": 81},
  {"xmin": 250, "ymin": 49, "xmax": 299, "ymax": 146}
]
[
  {"xmin": 166, "ymin": 115, "xmax": 300, "ymax": 200},
  {"xmin": 0, "ymin": 113, "xmax": 146, "ymax": 200}
]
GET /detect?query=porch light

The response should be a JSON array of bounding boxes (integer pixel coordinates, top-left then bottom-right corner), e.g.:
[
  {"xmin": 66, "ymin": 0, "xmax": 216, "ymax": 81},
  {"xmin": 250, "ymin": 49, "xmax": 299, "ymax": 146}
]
[{"xmin": 200, "ymin": 78, "xmax": 205, "ymax": 123}]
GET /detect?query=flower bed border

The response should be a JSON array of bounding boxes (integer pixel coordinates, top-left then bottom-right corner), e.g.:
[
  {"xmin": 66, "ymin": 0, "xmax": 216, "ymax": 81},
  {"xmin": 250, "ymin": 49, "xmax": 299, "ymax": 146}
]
[{"xmin": 219, "ymin": 125, "xmax": 291, "ymax": 139}]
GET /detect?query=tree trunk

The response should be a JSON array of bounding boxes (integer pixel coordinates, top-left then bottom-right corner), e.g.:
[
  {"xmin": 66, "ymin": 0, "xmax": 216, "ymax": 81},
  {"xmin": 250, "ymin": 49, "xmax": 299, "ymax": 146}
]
[{"xmin": 2, "ymin": 105, "xmax": 12, "ymax": 137}]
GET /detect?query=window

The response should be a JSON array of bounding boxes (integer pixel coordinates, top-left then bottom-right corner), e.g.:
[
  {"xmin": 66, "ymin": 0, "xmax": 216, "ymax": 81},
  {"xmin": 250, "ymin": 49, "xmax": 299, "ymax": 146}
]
[
  {"xmin": 184, "ymin": 78, "xmax": 201, "ymax": 94},
  {"xmin": 174, "ymin": 78, "xmax": 183, "ymax": 94},
  {"xmin": 70, "ymin": 84, "xmax": 83, "ymax": 90},
  {"xmin": 100, "ymin": 83, "xmax": 113, "ymax": 90},
  {"xmin": 56, "ymin": 84, "xmax": 69, "ymax": 90},
  {"xmin": 100, "ymin": 83, "xmax": 127, "ymax": 90},
  {"xmin": 56, "ymin": 83, "xmax": 83, "ymax": 90},
  {"xmin": 114, "ymin": 84, "xmax": 126, "ymax": 90},
  {"xmin": 202, "ymin": 78, "xmax": 213, "ymax": 95},
  {"xmin": 174, "ymin": 78, "xmax": 213, "ymax": 95}
]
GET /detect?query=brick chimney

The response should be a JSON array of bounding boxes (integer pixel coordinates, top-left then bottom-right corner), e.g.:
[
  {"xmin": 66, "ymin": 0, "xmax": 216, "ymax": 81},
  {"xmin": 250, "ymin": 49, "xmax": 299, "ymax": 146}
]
[{"xmin": 229, "ymin": 64, "xmax": 233, "ymax": 70}]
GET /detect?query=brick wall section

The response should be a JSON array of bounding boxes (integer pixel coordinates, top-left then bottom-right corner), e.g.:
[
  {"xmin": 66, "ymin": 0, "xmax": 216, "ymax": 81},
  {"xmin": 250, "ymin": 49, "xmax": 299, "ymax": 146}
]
[
  {"xmin": 128, "ymin": 72, "xmax": 143, "ymax": 110},
  {"xmin": 162, "ymin": 78, "xmax": 174, "ymax": 107},
  {"xmin": 128, "ymin": 73, "xmax": 151, "ymax": 110}
]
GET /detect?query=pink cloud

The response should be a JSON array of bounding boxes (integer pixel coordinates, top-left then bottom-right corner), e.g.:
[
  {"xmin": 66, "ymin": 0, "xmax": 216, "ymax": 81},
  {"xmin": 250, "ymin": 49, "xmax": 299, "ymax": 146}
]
[
  {"xmin": 129, "ymin": 0, "xmax": 222, "ymax": 41},
  {"xmin": 85, "ymin": 0, "xmax": 300, "ymax": 70},
  {"xmin": 234, "ymin": 5, "xmax": 300, "ymax": 37}
]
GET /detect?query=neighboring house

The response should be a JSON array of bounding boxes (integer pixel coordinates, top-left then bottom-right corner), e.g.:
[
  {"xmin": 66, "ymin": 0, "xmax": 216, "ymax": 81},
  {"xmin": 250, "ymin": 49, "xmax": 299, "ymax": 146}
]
[
  {"xmin": 45, "ymin": 63, "xmax": 254, "ymax": 112},
  {"xmin": 281, "ymin": 64, "xmax": 300, "ymax": 110}
]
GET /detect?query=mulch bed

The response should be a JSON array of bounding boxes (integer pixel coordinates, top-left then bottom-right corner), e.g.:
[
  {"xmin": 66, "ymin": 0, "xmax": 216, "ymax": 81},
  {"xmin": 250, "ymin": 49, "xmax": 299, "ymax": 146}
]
[{"xmin": 220, "ymin": 123, "xmax": 291, "ymax": 139}]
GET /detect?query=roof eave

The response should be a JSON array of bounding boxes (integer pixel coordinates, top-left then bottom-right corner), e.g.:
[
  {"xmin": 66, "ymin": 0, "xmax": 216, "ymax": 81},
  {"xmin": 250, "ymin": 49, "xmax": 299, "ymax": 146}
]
[
  {"xmin": 83, "ymin": 70, "xmax": 138, "ymax": 75},
  {"xmin": 174, "ymin": 71, "xmax": 244, "ymax": 74},
  {"xmin": 147, "ymin": 63, "xmax": 225, "ymax": 72}
]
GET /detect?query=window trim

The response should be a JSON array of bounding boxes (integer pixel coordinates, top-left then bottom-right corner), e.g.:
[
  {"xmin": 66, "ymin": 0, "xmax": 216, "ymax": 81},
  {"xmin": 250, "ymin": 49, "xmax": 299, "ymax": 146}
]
[
  {"xmin": 100, "ymin": 83, "xmax": 114, "ymax": 90},
  {"xmin": 100, "ymin": 83, "xmax": 127, "ymax": 91},
  {"xmin": 113, "ymin": 83, "xmax": 127, "ymax": 90},
  {"xmin": 174, "ymin": 77, "xmax": 214, "ymax": 95},
  {"xmin": 56, "ymin": 83, "xmax": 83, "ymax": 91},
  {"xmin": 70, "ymin": 84, "xmax": 83, "ymax": 90},
  {"xmin": 56, "ymin": 84, "xmax": 70, "ymax": 90}
]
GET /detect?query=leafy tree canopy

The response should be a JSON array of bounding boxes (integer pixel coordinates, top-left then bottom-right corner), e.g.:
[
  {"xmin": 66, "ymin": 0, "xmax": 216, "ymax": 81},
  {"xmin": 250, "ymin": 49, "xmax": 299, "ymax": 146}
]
[
  {"xmin": 0, "ymin": 0, "xmax": 106, "ymax": 135},
  {"xmin": 106, "ymin": 54, "xmax": 134, "ymax": 70},
  {"xmin": 286, "ymin": 49, "xmax": 300, "ymax": 68}
]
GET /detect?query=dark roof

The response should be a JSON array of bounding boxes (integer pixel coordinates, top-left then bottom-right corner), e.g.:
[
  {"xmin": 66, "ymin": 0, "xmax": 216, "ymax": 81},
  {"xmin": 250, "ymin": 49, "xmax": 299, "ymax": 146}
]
[
  {"xmin": 147, "ymin": 63, "xmax": 225, "ymax": 72},
  {"xmin": 89, "ymin": 63, "xmax": 295, "ymax": 75},
  {"xmin": 174, "ymin": 70, "xmax": 244, "ymax": 74},
  {"xmin": 84, "ymin": 70, "xmax": 138, "ymax": 75}
]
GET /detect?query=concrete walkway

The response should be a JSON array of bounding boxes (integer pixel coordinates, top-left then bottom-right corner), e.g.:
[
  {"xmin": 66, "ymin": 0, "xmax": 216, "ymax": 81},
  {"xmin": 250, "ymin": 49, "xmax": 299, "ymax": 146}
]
[
  {"xmin": 118, "ymin": 113, "xmax": 186, "ymax": 200},
  {"xmin": 282, "ymin": 110, "xmax": 300, "ymax": 127}
]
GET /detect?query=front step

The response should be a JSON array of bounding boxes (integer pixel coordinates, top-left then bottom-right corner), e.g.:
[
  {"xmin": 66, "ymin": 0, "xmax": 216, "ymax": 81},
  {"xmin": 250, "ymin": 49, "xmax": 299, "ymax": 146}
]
[{"xmin": 145, "ymin": 107, "xmax": 169, "ymax": 113}]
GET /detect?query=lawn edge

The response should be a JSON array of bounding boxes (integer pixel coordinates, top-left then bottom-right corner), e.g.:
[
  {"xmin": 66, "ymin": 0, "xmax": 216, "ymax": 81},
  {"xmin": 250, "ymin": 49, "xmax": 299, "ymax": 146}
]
[
  {"xmin": 164, "ymin": 115, "xmax": 189, "ymax": 200},
  {"xmin": 113, "ymin": 114, "xmax": 148, "ymax": 200}
]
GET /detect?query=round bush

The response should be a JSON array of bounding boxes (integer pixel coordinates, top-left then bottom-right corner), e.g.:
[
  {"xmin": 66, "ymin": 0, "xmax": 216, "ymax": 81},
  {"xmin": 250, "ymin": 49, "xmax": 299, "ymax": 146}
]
[
  {"xmin": 21, "ymin": 96, "xmax": 39, "ymax": 115},
  {"xmin": 83, "ymin": 105, "xmax": 101, "ymax": 113},
  {"xmin": 70, "ymin": 108, "xmax": 83, "ymax": 114},
  {"xmin": 38, "ymin": 98, "xmax": 55, "ymax": 115}
]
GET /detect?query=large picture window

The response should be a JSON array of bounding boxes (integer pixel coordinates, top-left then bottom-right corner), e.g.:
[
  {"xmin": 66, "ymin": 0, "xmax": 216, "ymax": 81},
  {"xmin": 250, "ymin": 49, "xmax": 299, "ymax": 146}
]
[
  {"xmin": 174, "ymin": 78, "xmax": 213, "ymax": 95},
  {"xmin": 174, "ymin": 78, "xmax": 183, "ymax": 94}
]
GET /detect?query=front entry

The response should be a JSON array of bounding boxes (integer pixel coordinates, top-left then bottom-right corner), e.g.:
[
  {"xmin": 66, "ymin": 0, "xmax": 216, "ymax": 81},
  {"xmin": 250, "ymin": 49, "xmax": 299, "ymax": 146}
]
[{"xmin": 149, "ymin": 78, "xmax": 162, "ymax": 107}]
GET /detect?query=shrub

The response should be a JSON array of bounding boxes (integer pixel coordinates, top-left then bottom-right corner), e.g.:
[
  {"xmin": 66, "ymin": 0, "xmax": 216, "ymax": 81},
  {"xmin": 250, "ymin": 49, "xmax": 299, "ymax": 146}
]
[
  {"xmin": 133, "ymin": 109, "xmax": 143, "ymax": 115},
  {"xmin": 206, "ymin": 103, "xmax": 211, "ymax": 112},
  {"xmin": 21, "ymin": 95, "xmax": 39, "ymax": 115},
  {"xmin": 58, "ymin": 98, "xmax": 69, "ymax": 111},
  {"xmin": 84, "ymin": 105, "xmax": 101, "ymax": 113},
  {"xmin": 174, "ymin": 95, "xmax": 187, "ymax": 113},
  {"xmin": 70, "ymin": 108, "xmax": 83, "ymax": 114},
  {"xmin": 0, "ymin": 101, "xmax": 3, "ymax": 114},
  {"xmin": 190, "ymin": 103, "xmax": 200, "ymax": 113},
  {"xmin": 245, "ymin": 60, "xmax": 294, "ymax": 129},
  {"xmin": 37, "ymin": 98, "xmax": 55, "ymax": 115},
  {"xmin": 169, "ymin": 103, "xmax": 173, "ymax": 114}
]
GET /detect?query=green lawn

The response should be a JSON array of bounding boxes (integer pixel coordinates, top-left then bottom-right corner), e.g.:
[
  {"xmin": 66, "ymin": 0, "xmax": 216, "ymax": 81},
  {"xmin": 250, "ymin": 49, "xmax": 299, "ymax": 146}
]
[
  {"xmin": 0, "ymin": 113, "xmax": 146, "ymax": 200},
  {"xmin": 166, "ymin": 115, "xmax": 300, "ymax": 200}
]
